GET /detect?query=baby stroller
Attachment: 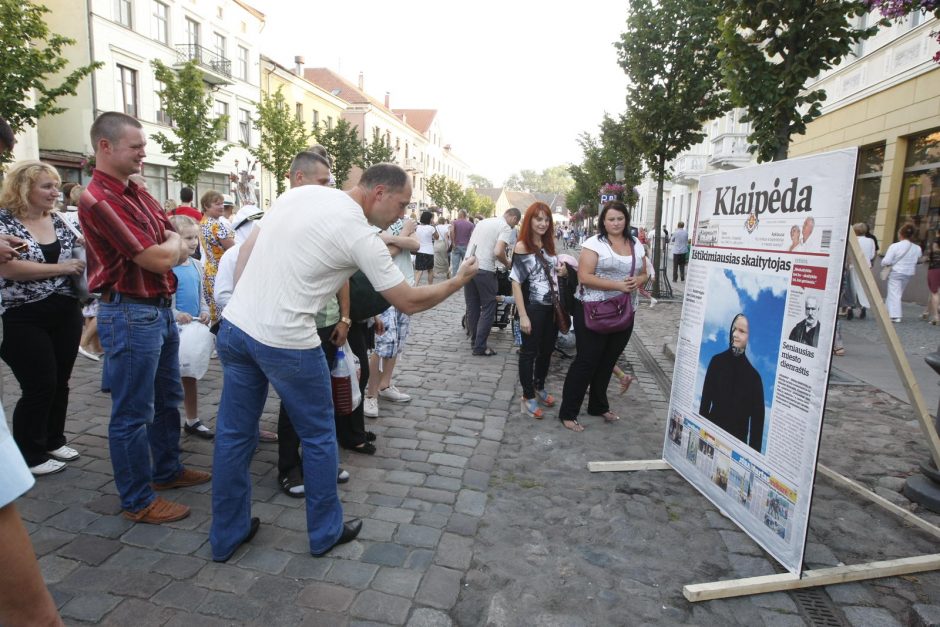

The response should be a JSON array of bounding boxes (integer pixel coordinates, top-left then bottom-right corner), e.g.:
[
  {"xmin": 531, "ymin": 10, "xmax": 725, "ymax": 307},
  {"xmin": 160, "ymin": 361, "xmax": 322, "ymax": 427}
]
[{"xmin": 462, "ymin": 269, "xmax": 515, "ymax": 334}]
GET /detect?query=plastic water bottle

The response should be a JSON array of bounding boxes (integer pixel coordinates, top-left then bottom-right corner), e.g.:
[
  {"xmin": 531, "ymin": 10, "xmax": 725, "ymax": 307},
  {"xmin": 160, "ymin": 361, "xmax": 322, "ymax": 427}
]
[{"xmin": 331, "ymin": 349, "xmax": 353, "ymax": 415}]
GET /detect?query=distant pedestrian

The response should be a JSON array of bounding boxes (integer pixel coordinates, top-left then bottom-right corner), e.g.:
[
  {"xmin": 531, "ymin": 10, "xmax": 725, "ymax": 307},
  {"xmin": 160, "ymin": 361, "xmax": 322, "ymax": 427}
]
[
  {"xmin": 450, "ymin": 209, "xmax": 474, "ymax": 276},
  {"xmin": 198, "ymin": 190, "xmax": 234, "ymax": 322},
  {"xmin": 671, "ymin": 221, "xmax": 689, "ymax": 282},
  {"xmin": 923, "ymin": 228, "xmax": 940, "ymax": 325},
  {"xmin": 881, "ymin": 224, "xmax": 922, "ymax": 323},
  {"xmin": 414, "ymin": 210, "xmax": 437, "ymax": 285}
]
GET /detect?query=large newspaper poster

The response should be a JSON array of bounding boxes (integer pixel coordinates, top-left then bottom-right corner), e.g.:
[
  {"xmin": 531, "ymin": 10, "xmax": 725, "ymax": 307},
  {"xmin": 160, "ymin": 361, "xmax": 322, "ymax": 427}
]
[{"xmin": 661, "ymin": 148, "xmax": 857, "ymax": 574}]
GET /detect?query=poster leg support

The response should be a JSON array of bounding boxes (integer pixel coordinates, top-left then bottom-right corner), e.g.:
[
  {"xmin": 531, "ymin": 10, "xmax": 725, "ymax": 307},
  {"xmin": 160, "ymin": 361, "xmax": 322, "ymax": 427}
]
[{"xmin": 587, "ymin": 459, "xmax": 940, "ymax": 600}]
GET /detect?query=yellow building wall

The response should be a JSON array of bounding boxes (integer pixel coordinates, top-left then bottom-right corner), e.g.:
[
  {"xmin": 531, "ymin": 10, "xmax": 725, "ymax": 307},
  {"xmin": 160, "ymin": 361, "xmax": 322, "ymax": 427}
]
[
  {"xmin": 789, "ymin": 69, "xmax": 940, "ymax": 247},
  {"xmin": 258, "ymin": 68, "xmax": 346, "ymax": 205}
]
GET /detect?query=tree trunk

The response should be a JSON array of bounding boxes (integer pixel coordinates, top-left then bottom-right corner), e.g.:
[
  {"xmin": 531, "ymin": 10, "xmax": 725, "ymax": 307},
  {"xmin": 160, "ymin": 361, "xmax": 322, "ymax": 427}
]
[
  {"xmin": 652, "ymin": 155, "xmax": 666, "ymax": 298},
  {"xmin": 773, "ymin": 117, "xmax": 790, "ymax": 161}
]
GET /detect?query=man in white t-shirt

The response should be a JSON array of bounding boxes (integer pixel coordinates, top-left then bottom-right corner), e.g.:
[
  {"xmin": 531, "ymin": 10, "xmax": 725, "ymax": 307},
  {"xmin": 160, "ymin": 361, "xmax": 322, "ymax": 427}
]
[
  {"xmin": 464, "ymin": 208, "xmax": 522, "ymax": 355},
  {"xmin": 210, "ymin": 163, "xmax": 478, "ymax": 562}
]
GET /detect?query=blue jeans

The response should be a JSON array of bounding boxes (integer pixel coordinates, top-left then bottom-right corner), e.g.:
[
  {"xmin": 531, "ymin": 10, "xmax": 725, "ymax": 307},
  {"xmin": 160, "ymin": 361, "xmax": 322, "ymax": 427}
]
[
  {"xmin": 211, "ymin": 320, "xmax": 343, "ymax": 559},
  {"xmin": 96, "ymin": 301, "xmax": 184, "ymax": 512},
  {"xmin": 451, "ymin": 245, "xmax": 467, "ymax": 277}
]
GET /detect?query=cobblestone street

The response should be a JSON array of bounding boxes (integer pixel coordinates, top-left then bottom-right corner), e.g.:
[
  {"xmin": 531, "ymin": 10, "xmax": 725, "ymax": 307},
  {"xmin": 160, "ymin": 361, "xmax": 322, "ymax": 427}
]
[{"xmin": 7, "ymin": 284, "xmax": 940, "ymax": 625}]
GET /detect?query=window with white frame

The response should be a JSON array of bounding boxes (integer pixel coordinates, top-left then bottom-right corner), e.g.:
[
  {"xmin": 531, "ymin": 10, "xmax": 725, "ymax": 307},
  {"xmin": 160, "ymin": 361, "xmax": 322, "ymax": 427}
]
[
  {"xmin": 312, "ymin": 109, "xmax": 319, "ymax": 128},
  {"xmin": 186, "ymin": 18, "xmax": 200, "ymax": 47},
  {"xmin": 215, "ymin": 100, "xmax": 229, "ymax": 140},
  {"xmin": 116, "ymin": 65, "xmax": 138, "ymax": 117},
  {"xmin": 237, "ymin": 46, "xmax": 249, "ymax": 81},
  {"xmin": 115, "ymin": 0, "xmax": 132, "ymax": 27},
  {"xmin": 239, "ymin": 108, "xmax": 251, "ymax": 144},
  {"xmin": 295, "ymin": 103, "xmax": 303, "ymax": 123},
  {"xmin": 155, "ymin": 79, "xmax": 170, "ymax": 125},
  {"xmin": 213, "ymin": 33, "xmax": 226, "ymax": 59},
  {"xmin": 152, "ymin": 1, "xmax": 168, "ymax": 44},
  {"xmin": 326, "ymin": 116, "xmax": 333, "ymax": 130}
]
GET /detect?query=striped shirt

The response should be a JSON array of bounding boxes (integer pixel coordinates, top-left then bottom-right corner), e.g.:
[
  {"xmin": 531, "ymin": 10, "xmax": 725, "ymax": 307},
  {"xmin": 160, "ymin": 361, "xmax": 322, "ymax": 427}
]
[{"xmin": 78, "ymin": 169, "xmax": 177, "ymax": 298}]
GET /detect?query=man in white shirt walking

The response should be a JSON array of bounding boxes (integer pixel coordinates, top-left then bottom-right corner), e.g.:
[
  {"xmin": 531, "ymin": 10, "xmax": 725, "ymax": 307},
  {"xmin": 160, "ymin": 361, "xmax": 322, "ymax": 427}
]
[{"xmin": 463, "ymin": 208, "xmax": 522, "ymax": 356}]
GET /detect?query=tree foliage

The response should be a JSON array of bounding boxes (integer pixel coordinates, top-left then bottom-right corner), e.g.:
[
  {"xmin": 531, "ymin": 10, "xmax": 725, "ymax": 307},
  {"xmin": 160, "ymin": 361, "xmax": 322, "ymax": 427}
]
[
  {"xmin": 459, "ymin": 188, "xmax": 496, "ymax": 217},
  {"xmin": 467, "ymin": 173, "xmax": 493, "ymax": 189},
  {"xmin": 247, "ymin": 87, "xmax": 310, "ymax": 197},
  {"xmin": 312, "ymin": 118, "xmax": 361, "ymax": 188},
  {"xmin": 718, "ymin": 0, "xmax": 879, "ymax": 161},
  {"xmin": 427, "ymin": 174, "xmax": 461, "ymax": 210},
  {"xmin": 616, "ymin": 0, "xmax": 729, "ymax": 295},
  {"xmin": 0, "ymin": 0, "xmax": 101, "ymax": 163},
  {"xmin": 151, "ymin": 60, "xmax": 229, "ymax": 187},
  {"xmin": 503, "ymin": 166, "xmax": 574, "ymax": 193},
  {"xmin": 359, "ymin": 127, "xmax": 396, "ymax": 168}
]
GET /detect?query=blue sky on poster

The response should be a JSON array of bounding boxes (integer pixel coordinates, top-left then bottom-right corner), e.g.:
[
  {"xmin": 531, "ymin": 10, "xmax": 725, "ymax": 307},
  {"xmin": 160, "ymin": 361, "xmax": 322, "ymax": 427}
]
[
  {"xmin": 695, "ymin": 268, "xmax": 789, "ymax": 449},
  {"xmin": 251, "ymin": 0, "xmax": 630, "ymax": 186}
]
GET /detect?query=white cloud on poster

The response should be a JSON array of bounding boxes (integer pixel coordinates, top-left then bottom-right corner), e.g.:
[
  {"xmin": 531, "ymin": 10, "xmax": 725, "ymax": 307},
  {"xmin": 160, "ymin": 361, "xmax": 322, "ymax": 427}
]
[{"xmin": 733, "ymin": 270, "xmax": 789, "ymax": 300}]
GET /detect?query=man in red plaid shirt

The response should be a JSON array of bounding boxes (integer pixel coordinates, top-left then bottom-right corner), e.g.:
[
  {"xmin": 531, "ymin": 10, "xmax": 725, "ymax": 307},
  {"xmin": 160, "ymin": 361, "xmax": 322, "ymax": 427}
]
[{"xmin": 79, "ymin": 112, "xmax": 210, "ymax": 525}]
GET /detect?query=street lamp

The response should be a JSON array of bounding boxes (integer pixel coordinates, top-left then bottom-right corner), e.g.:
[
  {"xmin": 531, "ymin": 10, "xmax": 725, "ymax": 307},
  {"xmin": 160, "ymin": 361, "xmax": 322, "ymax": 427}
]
[{"xmin": 615, "ymin": 161, "xmax": 625, "ymax": 183}]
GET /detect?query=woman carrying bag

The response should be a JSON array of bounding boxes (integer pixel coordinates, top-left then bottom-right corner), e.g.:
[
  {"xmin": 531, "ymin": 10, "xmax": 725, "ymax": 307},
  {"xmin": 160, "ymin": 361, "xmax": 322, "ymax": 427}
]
[
  {"xmin": 558, "ymin": 201, "xmax": 649, "ymax": 432},
  {"xmin": 510, "ymin": 202, "xmax": 567, "ymax": 419},
  {"xmin": 881, "ymin": 223, "xmax": 923, "ymax": 323}
]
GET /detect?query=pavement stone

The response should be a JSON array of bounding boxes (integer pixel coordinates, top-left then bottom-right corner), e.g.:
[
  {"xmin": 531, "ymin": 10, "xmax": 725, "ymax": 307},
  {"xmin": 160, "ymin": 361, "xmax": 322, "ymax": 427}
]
[{"xmin": 7, "ymin": 276, "xmax": 940, "ymax": 624}]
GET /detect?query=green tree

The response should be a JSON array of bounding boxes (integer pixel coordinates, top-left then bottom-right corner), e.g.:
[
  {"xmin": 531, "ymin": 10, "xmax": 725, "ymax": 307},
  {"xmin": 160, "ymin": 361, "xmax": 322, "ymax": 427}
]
[
  {"xmin": 426, "ymin": 174, "xmax": 451, "ymax": 209},
  {"xmin": 0, "ymin": 0, "xmax": 101, "ymax": 163},
  {"xmin": 151, "ymin": 60, "xmax": 229, "ymax": 187},
  {"xmin": 718, "ymin": 0, "xmax": 879, "ymax": 162},
  {"xmin": 312, "ymin": 118, "xmax": 361, "ymax": 188},
  {"xmin": 247, "ymin": 87, "xmax": 310, "ymax": 197},
  {"xmin": 359, "ymin": 127, "xmax": 396, "ymax": 168},
  {"xmin": 468, "ymin": 174, "xmax": 493, "ymax": 189},
  {"xmin": 538, "ymin": 165, "xmax": 575, "ymax": 194},
  {"xmin": 444, "ymin": 179, "xmax": 465, "ymax": 212},
  {"xmin": 617, "ymin": 0, "xmax": 729, "ymax": 296}
]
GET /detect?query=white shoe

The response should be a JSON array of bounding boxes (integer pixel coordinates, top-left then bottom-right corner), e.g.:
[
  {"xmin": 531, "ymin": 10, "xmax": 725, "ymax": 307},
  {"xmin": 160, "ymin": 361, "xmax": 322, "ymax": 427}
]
[
  {"xmin": 649, "ymin": 298, "xmax": 658, "ymax": 308},
  {"xmin": 364, "ymin": 396, "xmax": 379, "ymax": 418},
  {"xmin": 47, "ymin": 445, "xmax": 80, "ymax": 461},
  {"xmin": 378, "ymin": 385, "xmax": 411, "ymax": 403},
  {"xmin": 30, "ymin": 459, "xmax": 67, "ymax": 476},
  {"xmin": 78, "ymin": 346, "xmax": 101, "ymax": 361}
]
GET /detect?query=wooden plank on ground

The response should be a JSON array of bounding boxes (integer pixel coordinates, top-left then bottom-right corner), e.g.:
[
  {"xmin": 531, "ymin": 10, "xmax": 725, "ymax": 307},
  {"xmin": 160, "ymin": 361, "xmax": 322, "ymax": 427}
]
[
  {"xmin": 683, "ymin": 553, "xmax": 940, "ymax": 601},
  {"xmin": 817, "ymin": 463, "xmax": 940, "ymax": 540},
  {"xmin": 587, "ymin": 460, "xmax": 671, "ymax": 472}
]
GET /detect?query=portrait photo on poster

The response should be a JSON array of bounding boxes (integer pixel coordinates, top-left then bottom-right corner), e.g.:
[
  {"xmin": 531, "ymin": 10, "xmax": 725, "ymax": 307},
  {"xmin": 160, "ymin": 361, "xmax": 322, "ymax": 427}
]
[{"xmin": 695, "ymin": 267, "xmax": 788, "ymax": 454}]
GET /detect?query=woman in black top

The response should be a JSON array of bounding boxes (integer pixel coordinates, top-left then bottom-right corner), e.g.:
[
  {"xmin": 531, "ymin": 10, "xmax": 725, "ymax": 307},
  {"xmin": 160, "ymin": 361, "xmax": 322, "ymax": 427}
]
[
  {"xmin": 510, "ymin": 202, "xmax": 566, "ymax": 418},
  {"xmin": 0, "ymin": 162, "xmax": 85, "ymax": 476}
]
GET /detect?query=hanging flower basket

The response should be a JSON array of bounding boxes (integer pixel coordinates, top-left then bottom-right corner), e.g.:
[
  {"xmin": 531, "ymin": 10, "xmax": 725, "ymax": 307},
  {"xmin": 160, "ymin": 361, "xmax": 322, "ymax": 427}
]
[{"xmin": 600, "ymin": 183, "xmax": 625, "ymax": 195}]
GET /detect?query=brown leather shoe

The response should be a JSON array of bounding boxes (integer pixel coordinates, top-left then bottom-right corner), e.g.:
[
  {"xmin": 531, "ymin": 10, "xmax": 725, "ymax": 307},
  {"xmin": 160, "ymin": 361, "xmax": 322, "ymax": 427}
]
[
  {"xmin": 152, "ymin": 468, "xmax": 211, "ymax": 491},
  {"xmin": 122, "ymin": 496, "xmax": 190, "ymax": 524}
]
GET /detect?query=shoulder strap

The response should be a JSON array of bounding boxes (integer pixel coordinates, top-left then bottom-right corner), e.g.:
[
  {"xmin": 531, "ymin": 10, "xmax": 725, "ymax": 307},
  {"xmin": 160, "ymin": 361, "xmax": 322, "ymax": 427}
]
[{"xmin": 59, "ymin": 213, "xmax": 83, "ymax": 240}]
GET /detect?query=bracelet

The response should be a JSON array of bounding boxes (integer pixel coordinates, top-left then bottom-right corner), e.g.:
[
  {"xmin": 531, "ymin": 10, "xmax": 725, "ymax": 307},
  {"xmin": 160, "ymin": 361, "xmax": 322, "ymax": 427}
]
[{"xmin": 339, "ymin": 316, "xmax": 352, "ymax": 326}]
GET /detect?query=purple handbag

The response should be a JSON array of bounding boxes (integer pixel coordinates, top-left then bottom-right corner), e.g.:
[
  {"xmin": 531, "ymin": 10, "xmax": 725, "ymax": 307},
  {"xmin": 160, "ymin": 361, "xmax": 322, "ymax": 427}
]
[{"xmin": 581, "ymin": 241, "xmax": 636, "ymax": 334}]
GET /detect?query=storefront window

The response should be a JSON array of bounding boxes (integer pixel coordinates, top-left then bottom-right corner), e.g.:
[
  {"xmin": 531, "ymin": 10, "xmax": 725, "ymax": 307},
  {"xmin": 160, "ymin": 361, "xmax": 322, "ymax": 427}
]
[
  {"xmin": 851, "ymin": 142, "xmax": 884, "ymax": 232},
  {"xmin": 196, "ymin": 172, "xmax": 230, "ymax": 206},
  {"xmin": 142, "ymin": 164, "xmax": 169, "ymax": 207},
  {"xmin": 897, "ymin": 129, "xmax": 940, "ymax": 251}
]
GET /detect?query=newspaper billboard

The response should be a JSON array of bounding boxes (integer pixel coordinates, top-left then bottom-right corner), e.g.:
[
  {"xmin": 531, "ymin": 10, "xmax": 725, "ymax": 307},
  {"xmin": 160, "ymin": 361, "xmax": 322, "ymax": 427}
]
[{"xmin": 662, "ymin": 148, "xmax": 858, "ymax": 574}]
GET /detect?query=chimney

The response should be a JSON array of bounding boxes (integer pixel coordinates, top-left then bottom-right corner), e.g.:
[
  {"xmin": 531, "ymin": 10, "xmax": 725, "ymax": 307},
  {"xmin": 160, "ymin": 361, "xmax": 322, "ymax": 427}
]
[
  {"xmin": 385, "ymin": 91, "xmax": 390, "ymax": 108},
  {"xmin": 293, "ymin": 55, "xmax": 304, "ymax": 75},
  {"xmin": 358, "ymin": 72, "xmax": 364, "ymax": 90}
]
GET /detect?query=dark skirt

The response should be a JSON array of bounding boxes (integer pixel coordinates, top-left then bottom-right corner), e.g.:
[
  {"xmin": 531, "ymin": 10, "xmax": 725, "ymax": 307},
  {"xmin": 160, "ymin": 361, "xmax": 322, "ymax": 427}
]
[{"xmin": 414, "ymin": 252, "xmax": 434, "ymax": 271}]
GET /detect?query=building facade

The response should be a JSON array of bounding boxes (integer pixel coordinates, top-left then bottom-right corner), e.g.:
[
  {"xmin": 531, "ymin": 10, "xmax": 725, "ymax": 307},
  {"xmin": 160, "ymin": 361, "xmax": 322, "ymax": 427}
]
[
  {"xmin": 258, "ymin": 55, "xmax": 347, "ymax": 205},
  {"xmin": 38, "ymin": 0, "xmax": 265, "ymax": 207}
]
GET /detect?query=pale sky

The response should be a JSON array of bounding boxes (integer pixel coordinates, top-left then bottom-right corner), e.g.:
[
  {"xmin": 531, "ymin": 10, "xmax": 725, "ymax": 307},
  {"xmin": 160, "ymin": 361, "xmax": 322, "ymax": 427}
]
[{"xmin": 251, "ymin": 0, "xmax": 629, "ymax": 186}]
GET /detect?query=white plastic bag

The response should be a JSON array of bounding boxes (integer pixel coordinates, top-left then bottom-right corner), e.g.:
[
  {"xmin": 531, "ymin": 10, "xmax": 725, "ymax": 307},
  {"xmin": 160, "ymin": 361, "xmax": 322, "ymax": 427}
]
[
  {"xmin": 341, "ymin": 341, "xmax": 362, "ymax": 409},
  {"xmin": 178, "ymin": 322, "xmax": 215, "ymax": 379}
]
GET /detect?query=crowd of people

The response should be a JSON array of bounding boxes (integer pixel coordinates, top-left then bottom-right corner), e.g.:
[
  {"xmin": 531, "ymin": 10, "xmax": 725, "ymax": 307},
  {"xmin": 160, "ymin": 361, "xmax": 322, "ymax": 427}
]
[{"xmin": 0, "ymin": 109, "xmax": 938, "ymax": 624}]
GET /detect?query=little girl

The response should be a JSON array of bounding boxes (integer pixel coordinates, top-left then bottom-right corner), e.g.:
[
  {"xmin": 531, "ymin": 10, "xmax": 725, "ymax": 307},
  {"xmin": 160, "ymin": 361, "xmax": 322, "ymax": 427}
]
[{"xmin": 169, "ymin": 216, "xmax": 214, "ymax": 439}]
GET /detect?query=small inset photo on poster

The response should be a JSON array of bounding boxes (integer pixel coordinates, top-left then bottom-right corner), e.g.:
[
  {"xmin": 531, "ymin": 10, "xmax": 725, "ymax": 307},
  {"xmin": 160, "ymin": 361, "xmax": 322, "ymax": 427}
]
[
  {"xmin": 729, "ymin": 466, "xmax": 753, "ymax": 507},
  {"xmin": 712, "ymin": 456, "xmax": 730, "ymax": 491},
  {"xmin": 668, "ymin": 412, "xmax": 683, "ymax": 446},
  {"xmin": 696, "ymin": 267, "xmax": 788, "ymax": 454},
  {"xmin": 763, "ymin": 492, "xmax": 792, "ymax": 540},
  {"xmin": 787, "ymin": 288, "xmax": 823, "ymax": 349}
]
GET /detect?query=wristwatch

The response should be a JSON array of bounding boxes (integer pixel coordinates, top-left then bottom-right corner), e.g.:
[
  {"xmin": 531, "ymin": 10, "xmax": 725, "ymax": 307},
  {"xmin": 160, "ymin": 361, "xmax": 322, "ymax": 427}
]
[{"xmin": 339, "ymin": 316, "xmax": 352, "ymax": 326}]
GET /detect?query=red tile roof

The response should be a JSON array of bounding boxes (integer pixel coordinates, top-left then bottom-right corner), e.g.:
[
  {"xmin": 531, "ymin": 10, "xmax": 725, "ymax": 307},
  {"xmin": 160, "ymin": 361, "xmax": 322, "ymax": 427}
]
[
  {"xmin": 392, "ymin": 109, "xmax": 437, "ymax": 134},
  {"xmin": 303, "ymin": 68, "xmax": 371, "ymax": 105}
]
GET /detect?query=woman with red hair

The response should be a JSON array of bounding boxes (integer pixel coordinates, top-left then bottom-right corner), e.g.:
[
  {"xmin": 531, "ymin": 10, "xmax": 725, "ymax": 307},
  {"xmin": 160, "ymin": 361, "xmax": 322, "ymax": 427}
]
[{"xmin": 510, "ymin": 202, "xmax": 567, "ymax": 418}]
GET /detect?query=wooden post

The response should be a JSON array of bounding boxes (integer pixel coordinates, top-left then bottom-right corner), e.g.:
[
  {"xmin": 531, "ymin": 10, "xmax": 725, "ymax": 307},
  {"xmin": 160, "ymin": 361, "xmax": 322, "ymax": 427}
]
[{"xmin": 846, "ymin": 231, "xmax": 940, "ymax": 467}]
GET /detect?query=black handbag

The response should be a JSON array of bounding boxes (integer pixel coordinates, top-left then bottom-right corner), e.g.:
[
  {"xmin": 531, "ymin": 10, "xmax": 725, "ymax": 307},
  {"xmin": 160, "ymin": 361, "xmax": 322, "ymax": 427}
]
[{"xmin": 348, "ymin": 270, "xmax": 391, "ymax": 321}]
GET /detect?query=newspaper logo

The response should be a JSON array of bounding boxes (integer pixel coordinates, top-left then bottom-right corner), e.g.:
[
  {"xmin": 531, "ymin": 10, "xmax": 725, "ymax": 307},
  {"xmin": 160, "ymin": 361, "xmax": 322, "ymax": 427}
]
[{"xmin": 744, "ymin": 212, "xmax": 759, "ymax": 234}]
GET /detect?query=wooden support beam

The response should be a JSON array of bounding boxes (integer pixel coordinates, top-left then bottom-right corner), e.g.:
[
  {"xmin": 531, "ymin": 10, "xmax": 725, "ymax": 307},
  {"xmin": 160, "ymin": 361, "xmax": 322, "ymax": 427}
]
[
  {"xmin": 683, "ymin": 553, "xmax": 940, "ymax": 602},
  {"xmin": 587, "ymin": 459, "xmax": 671, "ymax": 473},
  {"xmin": 817, "ymin": 464, "xmax": 940, "ymax": 540},
  {"xmin": 847, "ymin": 231, "xmax": 940, "ymax": 467}
]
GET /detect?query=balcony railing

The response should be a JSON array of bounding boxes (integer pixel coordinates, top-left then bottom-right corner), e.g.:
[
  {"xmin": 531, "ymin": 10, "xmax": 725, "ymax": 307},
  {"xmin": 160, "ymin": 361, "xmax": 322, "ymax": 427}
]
[
  {"xmin": 672, "ymin": 153, "xmax": 708, "ymax": 184},
  {"xmin": 175, "ymin": 44, "xmax": 232, "ymax": 84},
  {"xmin": 709, "ymin": 133, "xmax": 753, "ymax": 170}
]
